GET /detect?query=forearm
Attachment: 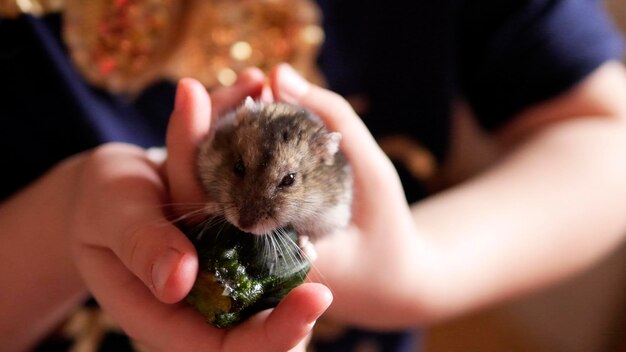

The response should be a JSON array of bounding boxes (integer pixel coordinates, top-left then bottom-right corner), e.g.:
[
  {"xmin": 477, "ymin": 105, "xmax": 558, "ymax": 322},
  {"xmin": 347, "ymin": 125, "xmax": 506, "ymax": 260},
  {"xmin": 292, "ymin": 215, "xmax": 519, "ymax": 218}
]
[
  {"xmin": 0, "ymin": 155, "xmax": 89, "ymax": 351},
  {"xmin": 411, "ymin": 117, "xmax": 626, "ymax": 321}
]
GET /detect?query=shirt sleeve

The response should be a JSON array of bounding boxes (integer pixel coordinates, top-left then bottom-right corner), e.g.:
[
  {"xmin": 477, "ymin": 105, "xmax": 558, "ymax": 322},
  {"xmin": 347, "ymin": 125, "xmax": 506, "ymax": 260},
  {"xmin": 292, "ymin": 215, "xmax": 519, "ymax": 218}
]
[{"xmin": 458, "ymin": 0, "xmax": 625, "ymax": 130}]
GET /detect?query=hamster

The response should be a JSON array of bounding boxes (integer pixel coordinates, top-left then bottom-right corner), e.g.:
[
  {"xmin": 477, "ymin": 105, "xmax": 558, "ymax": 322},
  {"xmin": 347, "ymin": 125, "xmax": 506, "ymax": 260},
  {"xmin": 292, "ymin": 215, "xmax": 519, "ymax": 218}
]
[{"xmin": 197, "ymin": 97, "xmax": 353, "ymax": 240}]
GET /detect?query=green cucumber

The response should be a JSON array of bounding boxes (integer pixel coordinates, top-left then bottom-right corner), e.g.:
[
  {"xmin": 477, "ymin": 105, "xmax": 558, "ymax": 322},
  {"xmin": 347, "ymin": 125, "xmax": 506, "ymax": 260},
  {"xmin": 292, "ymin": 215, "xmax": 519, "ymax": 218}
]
[{"xmin": 183, "ymin": 222, "xmax": 310, "ymax": 328}]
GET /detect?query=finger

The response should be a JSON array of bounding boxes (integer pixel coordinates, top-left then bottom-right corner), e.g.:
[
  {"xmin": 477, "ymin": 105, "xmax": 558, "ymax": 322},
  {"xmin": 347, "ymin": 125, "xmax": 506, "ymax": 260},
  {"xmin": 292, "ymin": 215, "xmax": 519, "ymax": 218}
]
[
  {"xmin": 115, "ymin": 219, "xmax": 198, "ymax": 304},
  {"xmin": 77, "ymin": 245, "xmax": 331, "ymax": 351},
  {"xmin": 209, "ymin": 67, "xmax": 266, "ymax": 119},
  {"xmin": 270, "ymin": 64, "xmax": 388, "ymax": 168},
  {"xmin": 289, "ymin": 334, "xmax": 312, "ymax": 352},
  {"xmin": 260, "ymin": 80, "xmax": 275, "ymax": 102},
  {"xmin": 270, "ymin": 64, "xmax": 409, "ymax": 229},
  {"xmin": 78, "ymin": 144, "xmax": 198, "ymax": 303},
  {"xmin": 270, "ymin": 63, "xmax": 404, "ymax": 209},
  {"xmin": 167, "ymin": 78, "xmax": 212, "ymax": 206},
  {"xmin": 222, "ymin": 283, "xmax": 332, "ymax": 352},
  {"xmin": 73, "ymin": 245, "xmax": 227, "ymax": 351},
  {"xmin": 166, "ymin": 69, "xmax": 266, "ymax": 208}
]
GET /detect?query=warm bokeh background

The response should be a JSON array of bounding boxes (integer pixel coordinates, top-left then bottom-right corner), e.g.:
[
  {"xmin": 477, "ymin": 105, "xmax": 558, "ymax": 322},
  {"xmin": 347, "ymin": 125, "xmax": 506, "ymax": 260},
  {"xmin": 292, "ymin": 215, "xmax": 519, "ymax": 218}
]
[{"xmin": 424, "ymin": 1, "xmax": 626, "ymax": 351}]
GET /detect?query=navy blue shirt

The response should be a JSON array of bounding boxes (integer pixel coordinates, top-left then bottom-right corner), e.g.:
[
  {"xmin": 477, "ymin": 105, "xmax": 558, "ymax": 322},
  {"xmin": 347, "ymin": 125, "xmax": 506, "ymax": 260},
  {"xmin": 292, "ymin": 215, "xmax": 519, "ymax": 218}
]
[
  {"xmin": 0, "ymin": 15, "xmax": 175, "ymax": 200},
  {"xmin": 316, "ymin": 0, "xmax": 623, "ymax": 202},
  {"xmin": 2, "ymin": 0, "xmax": 622, "ymax": 204},
  {"xmin": 1, "ymin": 0, "xmax": 623, "ymax": 351}
]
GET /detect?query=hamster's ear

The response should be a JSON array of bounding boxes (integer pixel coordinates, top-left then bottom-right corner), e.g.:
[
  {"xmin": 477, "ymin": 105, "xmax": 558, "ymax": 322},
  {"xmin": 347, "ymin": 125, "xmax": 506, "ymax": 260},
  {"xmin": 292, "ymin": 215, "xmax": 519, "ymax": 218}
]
[
  {"xmin": 243, "ymin": 96, "xmax": 262, "ymax": 113},
  {"xmin": 244, "ymin": 96, "xmax": 256, "ymax": 110},
  {"xmin": 325, "ymin": 132, "xmax": 342, "ymax": 156},
  {"xmin": 314, "ymin": 131, "xmax": 342, "ymax": 165},
  {"xmin": 232, "ymin": 96, "xmax": 262, "ymax": 126}
]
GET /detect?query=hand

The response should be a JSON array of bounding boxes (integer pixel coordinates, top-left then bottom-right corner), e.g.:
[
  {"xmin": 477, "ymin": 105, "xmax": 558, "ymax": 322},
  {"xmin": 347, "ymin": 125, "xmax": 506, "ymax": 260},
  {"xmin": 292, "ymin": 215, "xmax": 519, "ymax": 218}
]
[
  {"xmin": 69, "ymin": 70, "xmax": 332, "ymax": 351},
  {"xmin": 122, "ymin": 70, "xmax": 332, "ymax": 351},
  {"xmin": 270, "ymin": 64, "xmax": 435, "ymax": 329}
]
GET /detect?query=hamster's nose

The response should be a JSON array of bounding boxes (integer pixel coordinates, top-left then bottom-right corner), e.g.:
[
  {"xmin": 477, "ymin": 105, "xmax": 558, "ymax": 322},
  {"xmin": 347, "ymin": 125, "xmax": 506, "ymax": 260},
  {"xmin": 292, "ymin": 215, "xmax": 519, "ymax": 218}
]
[{"xmin": 238, "ymin": 208, "xmax": 259, "ymax": 230}]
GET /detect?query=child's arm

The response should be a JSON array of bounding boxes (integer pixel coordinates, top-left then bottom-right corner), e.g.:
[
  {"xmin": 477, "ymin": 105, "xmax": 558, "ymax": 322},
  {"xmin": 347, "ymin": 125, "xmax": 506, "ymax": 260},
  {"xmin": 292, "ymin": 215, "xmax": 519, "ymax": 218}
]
[
  {"xmin": 0, "ymin": 70, "xmax": 332, "ymax": 352},
  {"xmin": 271, "ymin": 61, "xmax": 626, "ymax": 328},
  {"xmin": 0, "ymin": 154, "xmax": 88, "ymax": 351}
]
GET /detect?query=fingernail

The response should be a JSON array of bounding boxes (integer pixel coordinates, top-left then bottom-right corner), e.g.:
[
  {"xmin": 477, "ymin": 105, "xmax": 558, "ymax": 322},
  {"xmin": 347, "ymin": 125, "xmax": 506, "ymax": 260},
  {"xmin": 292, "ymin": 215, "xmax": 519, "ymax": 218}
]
[
  {"xmin": 278, "ymin": 64, "xmax": 309, "ymax": 103},
  {"xmin": 306, "ymin": 311, "xmax": 323, "ymax": 326},
  {"xmin": 152, "ymin": 248, "xmax": 183, "ymax": 293},
  {"xmin": 174, "ymin": 80, "xmax": 188, "ymax": 111},
  {"xmin": 237, "ymin": 67, "xmax": 264, "ymax": 86},
  {"xmin": 306, "ymin": 288, "xmax": 333, "ymax": 325}
]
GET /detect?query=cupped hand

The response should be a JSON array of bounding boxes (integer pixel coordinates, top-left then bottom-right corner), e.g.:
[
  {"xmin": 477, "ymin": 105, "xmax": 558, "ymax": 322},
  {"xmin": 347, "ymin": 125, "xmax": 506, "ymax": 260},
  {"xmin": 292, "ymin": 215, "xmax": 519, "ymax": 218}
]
[
  {"xmin": 69, "ymin": 69, "xmax": 332, "ymax": 351},
  {"xmin": 270, "ymin": 64, "xmax": 435, "ymax": 329}
]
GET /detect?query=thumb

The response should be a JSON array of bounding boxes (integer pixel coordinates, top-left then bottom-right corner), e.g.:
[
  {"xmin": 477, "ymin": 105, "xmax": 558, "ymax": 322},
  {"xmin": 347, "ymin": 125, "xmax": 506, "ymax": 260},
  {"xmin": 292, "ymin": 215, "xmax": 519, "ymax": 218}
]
[
  {"xmin": 166, "ymin": 78, "xmax": 212, "ymax": 208},
  {"xmin": 270, "ymin": 64, "xmax": 395, "ymax": 182},
  {"xmin": 166, "ymin": 70, "xmax": 267, "ymax": 209}
]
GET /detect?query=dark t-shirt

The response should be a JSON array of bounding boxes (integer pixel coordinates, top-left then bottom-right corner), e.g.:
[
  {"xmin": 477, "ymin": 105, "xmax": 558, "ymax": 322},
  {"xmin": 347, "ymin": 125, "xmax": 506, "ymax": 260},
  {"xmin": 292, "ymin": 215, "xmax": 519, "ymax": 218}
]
[
  {"xmin": 316, "ymin": 0, "xmax": 623, "ymax": 201},
  {"xmin": 1, "ymin": 0, "xmax": 623, "ymax": 351}
]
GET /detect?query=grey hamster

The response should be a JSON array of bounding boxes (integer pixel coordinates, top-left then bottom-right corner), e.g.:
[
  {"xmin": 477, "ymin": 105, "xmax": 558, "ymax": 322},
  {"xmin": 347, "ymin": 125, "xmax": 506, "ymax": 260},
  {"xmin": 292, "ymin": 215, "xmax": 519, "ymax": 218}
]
[{"xmin": 197, "ymin": 97, "xmax": 353, "ymax": 239}]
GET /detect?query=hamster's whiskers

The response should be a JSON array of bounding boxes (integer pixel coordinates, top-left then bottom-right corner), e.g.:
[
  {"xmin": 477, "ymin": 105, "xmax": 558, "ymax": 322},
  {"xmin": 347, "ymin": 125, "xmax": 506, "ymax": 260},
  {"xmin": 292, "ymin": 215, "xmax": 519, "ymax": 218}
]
[
  {"xmin": 191, "ymin": 215, "xmax": 230, "ymax": 242},
  {"xmin": 164, "ymin": 206, "xmax": 213, "ymax": 225},
  {"xmin": 276, "ymin": 229, "xmax": 306, "ymax": 269}
]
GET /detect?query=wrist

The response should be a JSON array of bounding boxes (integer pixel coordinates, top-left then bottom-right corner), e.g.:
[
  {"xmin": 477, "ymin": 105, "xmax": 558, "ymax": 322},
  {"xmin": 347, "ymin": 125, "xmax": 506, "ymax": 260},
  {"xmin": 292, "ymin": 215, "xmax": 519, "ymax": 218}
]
[{"xmin": 0, "ymin": 152, "xmax": 89, "ymax": 350}]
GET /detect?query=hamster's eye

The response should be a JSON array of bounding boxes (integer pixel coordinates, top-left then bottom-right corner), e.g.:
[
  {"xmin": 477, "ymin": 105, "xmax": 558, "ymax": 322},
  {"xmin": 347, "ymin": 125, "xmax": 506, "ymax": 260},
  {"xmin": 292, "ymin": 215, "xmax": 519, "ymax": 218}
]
[
  {"xmin": 278, "ymin": 173, "xmax": 296, "ymax": 187},
  {"xmin": 234, "ymin": 160, "xmax": 245, "ymax": 177}
]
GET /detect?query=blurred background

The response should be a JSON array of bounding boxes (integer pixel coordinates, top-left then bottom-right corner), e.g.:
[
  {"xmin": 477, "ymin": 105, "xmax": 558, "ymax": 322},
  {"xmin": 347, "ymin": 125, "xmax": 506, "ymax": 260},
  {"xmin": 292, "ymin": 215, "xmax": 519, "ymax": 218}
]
[{"xmin": 424, "ymin": 1, "xmax": 626, "ymax": 351}]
